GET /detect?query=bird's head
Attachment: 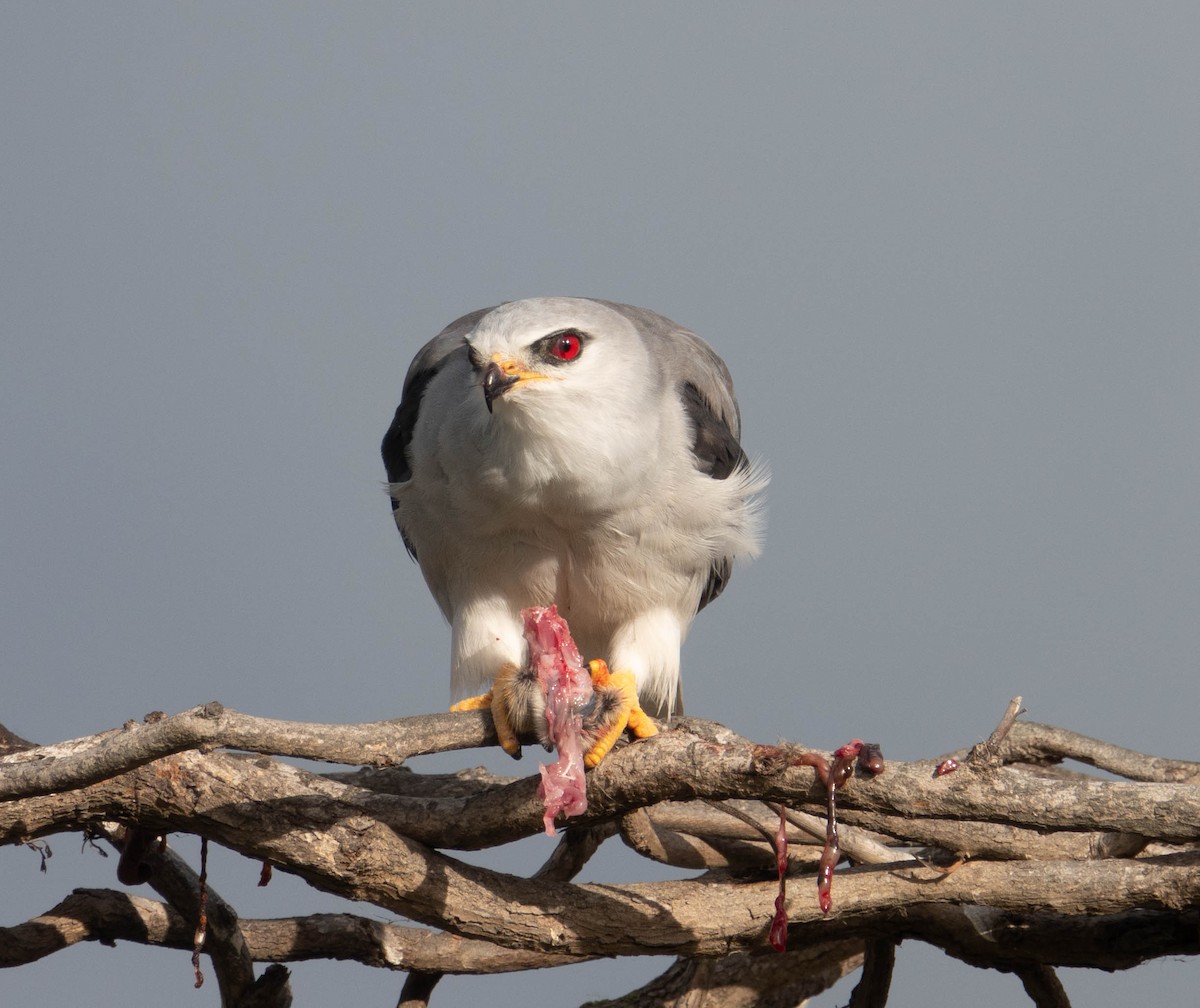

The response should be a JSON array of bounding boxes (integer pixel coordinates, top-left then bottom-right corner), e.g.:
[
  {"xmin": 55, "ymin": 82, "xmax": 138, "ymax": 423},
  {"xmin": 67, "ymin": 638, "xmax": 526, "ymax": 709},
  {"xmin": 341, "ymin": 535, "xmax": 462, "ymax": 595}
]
[{"xmin": 464, "ymin": 297, "xmax": 653, "ymax": 418}]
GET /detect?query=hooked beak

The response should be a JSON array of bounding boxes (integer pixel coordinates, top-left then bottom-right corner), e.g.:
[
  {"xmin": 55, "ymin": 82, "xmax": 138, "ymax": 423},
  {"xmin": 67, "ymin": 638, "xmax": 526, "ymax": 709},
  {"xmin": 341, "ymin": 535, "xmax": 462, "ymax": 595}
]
[
  {"xmin": 482, "ymin": 361, "xmax": 519, "ymax": 412},
  {"xmin": 481, "ymin": 356, "xmax": 550, "ymax": 413}
]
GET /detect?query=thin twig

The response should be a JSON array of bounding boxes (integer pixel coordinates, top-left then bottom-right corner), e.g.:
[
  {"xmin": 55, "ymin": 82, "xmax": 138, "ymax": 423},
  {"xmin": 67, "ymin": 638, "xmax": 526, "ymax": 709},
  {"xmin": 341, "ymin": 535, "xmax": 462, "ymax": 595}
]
[{"xmin": 967, "ymin": 696, "xmax": 1025, "ymax": 766}]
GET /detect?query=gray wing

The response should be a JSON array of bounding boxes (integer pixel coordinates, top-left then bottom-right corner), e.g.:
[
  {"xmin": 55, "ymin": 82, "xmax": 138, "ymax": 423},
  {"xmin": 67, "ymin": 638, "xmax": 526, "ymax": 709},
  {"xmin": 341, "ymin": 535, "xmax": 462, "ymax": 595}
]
[
  {"xmin": 381, "ymin": 307, "xmax": 492, "ymax": 556},
  {"xmin": 599, "ymin": 301, "xmax": 750, "ymax": 609}
]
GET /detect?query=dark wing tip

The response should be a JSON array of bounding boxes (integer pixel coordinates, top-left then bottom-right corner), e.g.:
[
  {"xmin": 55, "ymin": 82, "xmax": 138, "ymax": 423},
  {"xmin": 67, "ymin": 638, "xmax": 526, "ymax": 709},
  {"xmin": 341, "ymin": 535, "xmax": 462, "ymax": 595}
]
[{"xmin": 697, "ymin": 557, "xmax": 732, "ymax": 613}]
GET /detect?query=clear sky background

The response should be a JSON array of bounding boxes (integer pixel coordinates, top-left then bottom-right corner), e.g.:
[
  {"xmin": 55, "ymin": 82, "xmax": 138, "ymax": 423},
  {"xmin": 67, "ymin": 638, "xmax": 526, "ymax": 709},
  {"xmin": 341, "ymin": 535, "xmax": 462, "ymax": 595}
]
[{"xmin": 2, "ymin": 4, "xmax": 1197, "ymax": 1006}]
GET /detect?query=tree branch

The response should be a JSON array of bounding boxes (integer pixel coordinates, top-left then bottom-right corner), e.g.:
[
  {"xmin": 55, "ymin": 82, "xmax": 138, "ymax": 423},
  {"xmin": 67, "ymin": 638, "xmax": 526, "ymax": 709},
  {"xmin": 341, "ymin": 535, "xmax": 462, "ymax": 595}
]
[
  {"xmin": 11, "ymin": 717, "xmax": 1198, "ymax": 851},
  {"xmin": 999, "ymin": 722, "xmax": 1200, "ymax": 783},
  {"xmin": 3, "ymin": 745, "xmax": 1198, "ymax": 958},
  {"xmin": 1, "ymin": 704, "xmax": 1197, "ymax": 1005},
  {"xmin": 0, "ymin": 888, "xmax": 590, "ymax": 973},
  {"xmin": 1015, "ymin": 964, "xmax": 1072, "ymax": 1008},
  {"xmin": 0, "ymin": 703, "xmax": 501, "ymax": 802},
  {"xmin": 580, "ymin": 941, "xmax": 866, "ymax": 1008}
]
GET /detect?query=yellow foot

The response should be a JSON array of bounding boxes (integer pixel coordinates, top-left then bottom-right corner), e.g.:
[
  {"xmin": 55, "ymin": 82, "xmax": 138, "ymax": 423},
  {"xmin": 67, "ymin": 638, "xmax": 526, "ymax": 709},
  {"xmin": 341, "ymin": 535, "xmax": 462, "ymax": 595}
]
[
  {"xmin": 450, "ymin": 662, "xmax": 524, "ymax": 758},
  {"xmin": 584, "ymin": 659, "xmax": 658, "ymax": 767}
]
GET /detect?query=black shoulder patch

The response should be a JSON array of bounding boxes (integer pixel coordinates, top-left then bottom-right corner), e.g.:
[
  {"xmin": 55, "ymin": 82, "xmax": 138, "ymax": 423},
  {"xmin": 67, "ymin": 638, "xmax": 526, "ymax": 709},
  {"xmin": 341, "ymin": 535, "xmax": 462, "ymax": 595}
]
[
  {"xmin": 381, "ymin": 366, "xmax": 439, "ymax": 493},
  {"xmin": 679, "ymin": 381, "xmax": 750, "ymax": 611},
  {"xmin": 382, "ymin": 366, "xmax": 441, "ymax": 562},
  {"xmin": 382, "ymin": 310, "xmax": 490, "ymax": 563},
  {"xmin": 680, "ymin": 381, "xmax": 747, "ymax": 480}
]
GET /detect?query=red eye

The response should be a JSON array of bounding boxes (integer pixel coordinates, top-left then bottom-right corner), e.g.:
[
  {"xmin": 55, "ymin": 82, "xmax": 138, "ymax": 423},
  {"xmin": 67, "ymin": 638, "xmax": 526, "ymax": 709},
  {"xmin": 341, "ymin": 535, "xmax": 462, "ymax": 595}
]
[{"xmin": 549, "ymin": 331, "xmax": 583, "ymax": 361}]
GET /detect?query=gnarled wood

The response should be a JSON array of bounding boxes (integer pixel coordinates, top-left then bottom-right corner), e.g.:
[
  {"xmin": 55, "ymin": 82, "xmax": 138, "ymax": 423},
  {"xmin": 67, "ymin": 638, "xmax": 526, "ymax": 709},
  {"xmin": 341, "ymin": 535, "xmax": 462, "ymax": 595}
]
[{"xmin": 1, "ymin": 700, "xmax": 1197, "ymax": 1007}]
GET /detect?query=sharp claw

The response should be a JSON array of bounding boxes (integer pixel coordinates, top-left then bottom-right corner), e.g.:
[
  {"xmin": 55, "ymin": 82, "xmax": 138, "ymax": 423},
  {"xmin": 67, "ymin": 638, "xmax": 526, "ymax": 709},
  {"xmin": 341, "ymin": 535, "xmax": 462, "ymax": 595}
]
[{"xmin": 605, "ymin": 669, "xmax": 657, "ymax": 740}]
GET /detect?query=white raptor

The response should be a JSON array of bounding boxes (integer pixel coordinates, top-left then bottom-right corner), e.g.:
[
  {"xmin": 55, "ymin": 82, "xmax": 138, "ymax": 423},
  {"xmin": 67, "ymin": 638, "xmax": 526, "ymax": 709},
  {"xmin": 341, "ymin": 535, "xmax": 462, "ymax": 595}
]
[{"xmin": 383, "ymin": 297, "xmax": 765, "ymax": 763}]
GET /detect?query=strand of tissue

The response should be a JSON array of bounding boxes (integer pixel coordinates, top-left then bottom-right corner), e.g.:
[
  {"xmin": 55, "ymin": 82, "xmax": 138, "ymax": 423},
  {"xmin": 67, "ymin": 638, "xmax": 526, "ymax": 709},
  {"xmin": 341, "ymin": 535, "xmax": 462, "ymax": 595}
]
[{"xmin": 522, "ymin": 605, "xmax": 594, "ymax": 836}]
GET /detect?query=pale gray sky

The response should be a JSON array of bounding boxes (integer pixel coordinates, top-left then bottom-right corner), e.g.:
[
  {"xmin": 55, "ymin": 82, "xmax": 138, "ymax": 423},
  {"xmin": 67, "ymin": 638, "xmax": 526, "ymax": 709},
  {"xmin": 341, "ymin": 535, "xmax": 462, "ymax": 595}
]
[{"xmin": 2, "ymin": 4, "xmax": 1197, "ymax": 1005}]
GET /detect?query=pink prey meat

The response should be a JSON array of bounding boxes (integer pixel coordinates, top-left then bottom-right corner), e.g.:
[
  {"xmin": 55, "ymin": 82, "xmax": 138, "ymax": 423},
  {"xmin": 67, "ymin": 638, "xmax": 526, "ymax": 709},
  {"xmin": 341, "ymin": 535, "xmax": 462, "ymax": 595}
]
[{"xmin": 523, "ymin": 605, "xmax": 594, "ymax": 835}]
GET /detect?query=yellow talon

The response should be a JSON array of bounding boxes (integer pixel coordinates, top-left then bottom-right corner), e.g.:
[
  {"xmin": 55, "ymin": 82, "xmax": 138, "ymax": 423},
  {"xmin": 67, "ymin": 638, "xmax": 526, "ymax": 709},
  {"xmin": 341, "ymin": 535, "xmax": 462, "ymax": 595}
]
[
  {"xmin": 625, "ymin": 701, "xmax": 658, "ymax": 740},
  {"xmin": 450, "ymin": 691, "xmax": 493, "ymax": 712},
  {"xmin": 450, "ymin": 663, "xmax": 523, "ymax": 757},
  {"xmin": 584, "ymin": 660, "xmax": 657, "ymax": 767},
  {"xmin": 587, "ymin": 658, "xmax": 613, "ymax": 688},
  {"xmin": 453, "ymin": 659, "xmax": 657, "ymax": 766}
]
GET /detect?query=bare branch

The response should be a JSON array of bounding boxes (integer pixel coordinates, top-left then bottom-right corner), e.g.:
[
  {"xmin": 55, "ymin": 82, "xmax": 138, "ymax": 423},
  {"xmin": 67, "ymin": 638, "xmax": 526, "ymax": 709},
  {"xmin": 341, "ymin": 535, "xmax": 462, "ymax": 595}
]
[
  {"xmin": 1, "ymin": 706, "xmax": 1197, "ymax": 1003},
  {"xmin": 0, "ymin": 889, "xmax": 590, "ymax": 974},
  {"xmin": 848, "ymin": 938, "xmax": 896, "ymax": 1008},
  {"xmin": 0, "ymin": 724, "xmax": 34, "ymax": 756},
  {"xmin": 122, "ymin": 829, "xmax": 258, "ymax": 1003},
  {"xmin": 580, "ymin": 942, "xmax": 866, "ymax": 1008},
  {"xmin": 0, "ymin": 888, "xmax": 188, "ymax": 967},
  {"xmin": 397, "ymin": 815, "xmax": 617, "ymax": 1003},
  {"xmin": 0, "ymin": 704, "xmax": 501, "ymax": 802},
  {"xmin": 1000, "ymin": 722, "xmax": 1200, "ymax": 783},
  {"xmin": 5, "ymin": 740, "xmax": 1200, "ymax": 959},
  {"xmin": 1014, "ymin": 964, "xmax": 1072, "ymax": 1008},
  {"xmin": 771, "ymin": 803, "xmax": 913, "ymax": 866},
  {"xmin": 9, "ymin": 730, "xmax": 1196, "ymax": 863}
]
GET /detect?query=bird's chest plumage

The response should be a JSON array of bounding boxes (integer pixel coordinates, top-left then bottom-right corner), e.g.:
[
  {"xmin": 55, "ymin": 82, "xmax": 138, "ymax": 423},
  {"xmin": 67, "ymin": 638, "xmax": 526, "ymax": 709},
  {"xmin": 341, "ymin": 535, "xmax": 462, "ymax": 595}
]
[
  {"xmin": 452, "ymin": 490, "xmax": 651, "ymax": 614},
  {"xmin": 396, "ymin": 365, "xmax": 709, "ymax": 659},
  {"xmin": 403, "ymin": 454, "xmax": 685, "ymax": 639}
]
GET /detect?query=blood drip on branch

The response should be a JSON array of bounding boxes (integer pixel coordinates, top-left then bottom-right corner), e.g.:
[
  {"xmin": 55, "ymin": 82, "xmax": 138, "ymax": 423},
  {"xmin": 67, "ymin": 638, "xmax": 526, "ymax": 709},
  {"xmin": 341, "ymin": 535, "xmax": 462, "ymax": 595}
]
[
  {"xmin": 767, "ymin": 739, "xmax": 886, "ymax": 951},
  {"xmin": 768, "ymin": 807, "xmax": 790, "ymax": 951}
]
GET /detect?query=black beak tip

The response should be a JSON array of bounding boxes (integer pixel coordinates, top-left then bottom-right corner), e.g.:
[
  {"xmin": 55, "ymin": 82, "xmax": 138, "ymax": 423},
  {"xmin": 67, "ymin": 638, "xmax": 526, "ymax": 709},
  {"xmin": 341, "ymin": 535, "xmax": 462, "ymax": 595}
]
[{"xmin": 482, "ymin": 361, "xmax": 519, "ymax": 412}]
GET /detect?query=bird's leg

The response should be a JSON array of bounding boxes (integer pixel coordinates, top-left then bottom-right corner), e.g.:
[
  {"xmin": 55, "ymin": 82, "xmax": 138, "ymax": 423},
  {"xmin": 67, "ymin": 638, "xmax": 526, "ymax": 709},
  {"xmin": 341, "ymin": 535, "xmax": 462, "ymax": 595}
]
[
  {"xmin": 583, "ymin": 659, "xmax": 658, "ymax": 767},
  {"xmin": 450, "ymin": 662, "xmax": 524, "ymax": 758}
]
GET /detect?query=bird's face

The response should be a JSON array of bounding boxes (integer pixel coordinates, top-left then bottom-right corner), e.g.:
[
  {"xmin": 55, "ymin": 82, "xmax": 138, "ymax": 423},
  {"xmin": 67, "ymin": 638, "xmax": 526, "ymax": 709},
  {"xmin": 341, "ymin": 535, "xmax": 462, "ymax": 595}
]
[
  {"xmin": 454, "ymin": 297, "xmax": 668, "ymax": 511},
  {"xmin": 464, "ymin": 298, "xmax": 653, "ymax": 420}
]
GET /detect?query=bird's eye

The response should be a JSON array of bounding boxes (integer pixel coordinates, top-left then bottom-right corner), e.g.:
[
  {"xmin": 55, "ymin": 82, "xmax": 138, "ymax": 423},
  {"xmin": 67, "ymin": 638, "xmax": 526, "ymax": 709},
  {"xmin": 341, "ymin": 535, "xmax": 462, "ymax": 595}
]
[{"xmin": 548, "ymin": 331, "xmax": 583, "ymax": 362}]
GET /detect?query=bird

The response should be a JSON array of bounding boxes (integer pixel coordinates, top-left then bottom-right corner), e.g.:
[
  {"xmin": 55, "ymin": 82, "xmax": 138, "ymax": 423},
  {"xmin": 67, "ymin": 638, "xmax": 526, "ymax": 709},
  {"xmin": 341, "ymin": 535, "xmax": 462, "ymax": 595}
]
[{"xmin": 382, "ymin": 297, "xmax": 765, "ymax": 765}]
